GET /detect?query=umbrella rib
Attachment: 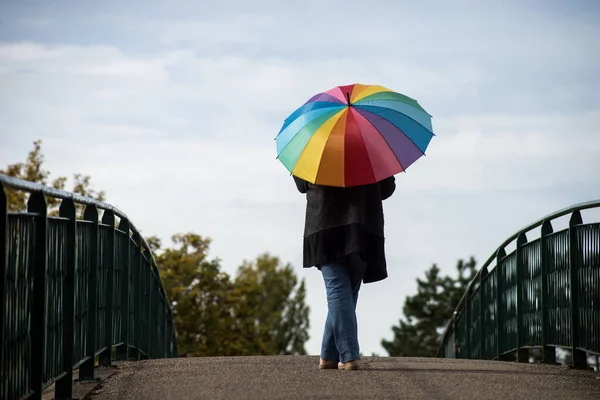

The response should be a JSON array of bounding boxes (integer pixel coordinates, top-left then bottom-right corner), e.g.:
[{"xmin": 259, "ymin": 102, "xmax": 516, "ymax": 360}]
[
  {"xmin": 353, "ymin": 107, "xmax": 433, "ymax": 174},
  {"xmin": 355, "ymin": 109, "xmax": 406, "ymax": 173},
  {"xmin": 350, "ymin": 85, "xmax": 372, "ymax": 102},
  {"xmin": 354, "ymin": 104, "xmax": 435, "ymax": 136},
  {"xmin": 354, "ymin": 107, "xmax": 431, "ymax": 158},
  {"xmin": 350, "ymin": 85, "xmax": 390, "ymax": 104},
  {"xmin": 276, "ymin": 103, "xmax": 346, "ymax": 139},
  {"xmin": 355, "ymin": 93, "xmax": 429, "ymax": 116},
  {"xmin": 313, "ymin": 108, "xmax": 350, "ymax": 186},
  {"xmin": 287, "ymin": 110, "xmax": 346, "ymax": 181},
  {"xmin": 276, "ymin": 109, "xmax": 343, "ymax": 158},
  {"xmin": 350, "ymin": 108, "xmax": 377, "ymax": 183}
]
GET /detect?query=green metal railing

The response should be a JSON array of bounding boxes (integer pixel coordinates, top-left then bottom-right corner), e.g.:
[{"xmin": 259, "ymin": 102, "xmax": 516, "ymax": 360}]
[
  {"xmin": 438, "ymin": 200, "xmax": 600, "ymax": 368},
  {"xmin": 0, "ymin": 174, "xmax": 177, "ymax": 400}
]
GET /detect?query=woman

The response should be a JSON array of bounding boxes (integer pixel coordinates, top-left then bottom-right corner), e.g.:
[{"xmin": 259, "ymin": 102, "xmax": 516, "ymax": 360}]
[{"xmin": 293, "ymin": 175, "xmax": 396, "ymax": 370}]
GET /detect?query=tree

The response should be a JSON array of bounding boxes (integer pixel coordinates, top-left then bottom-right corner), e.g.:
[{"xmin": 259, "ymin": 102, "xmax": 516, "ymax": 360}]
[
  {"xmin": 153, "ymin": 233, "xmax": 234, "ymax": 356},
  {"xmin": 382, "ymin": 257, "xmax": 477, "ymax": 357},
  {"xmin": 234, "ymin": 254, "xmax": 310, "ymax": 355},
  {"xmin": 153, "ymin": 234, "xmax": 310, "ymax": 356},
  {"xmin": 0, "ymin": 140, "xmax": 105, "ymax": 212}
]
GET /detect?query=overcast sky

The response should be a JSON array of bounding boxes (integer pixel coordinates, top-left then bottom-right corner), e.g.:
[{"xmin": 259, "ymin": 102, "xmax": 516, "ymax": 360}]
[{"xmin": 1, "ymin": 0, "xmax": 599, "ymax": 356}]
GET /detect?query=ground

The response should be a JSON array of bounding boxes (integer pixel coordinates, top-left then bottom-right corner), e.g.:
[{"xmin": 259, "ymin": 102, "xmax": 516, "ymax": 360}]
[{"xmin": 87, "ymin": 356, "xmax": 600, "ymax": 400}]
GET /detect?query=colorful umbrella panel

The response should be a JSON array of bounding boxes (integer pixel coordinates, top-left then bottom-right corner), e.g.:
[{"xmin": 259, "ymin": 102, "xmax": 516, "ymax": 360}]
[{"xmin": 276, "ymin": 84, "xmax": 434, "ymax": 187}]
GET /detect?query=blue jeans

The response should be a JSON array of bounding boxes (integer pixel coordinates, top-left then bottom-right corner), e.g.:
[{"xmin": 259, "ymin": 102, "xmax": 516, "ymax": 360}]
[{"xmin": 320, "ymin": 259, "xmax": 365, "ymax": 363}]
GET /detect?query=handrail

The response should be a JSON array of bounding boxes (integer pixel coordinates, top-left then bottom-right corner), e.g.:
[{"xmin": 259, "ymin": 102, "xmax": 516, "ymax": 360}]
[
  {"xmin": 0, "ymin": 174, "xmax": 172, "ymax": 328},
  {"xmin": 0, "ymin": 174, "xmax": 178, "ymax": 400},
  {"xmin": 437, "ymin": 199, "xmax": 600, "ymax": 367},
  {"xmin": 0, "ymin": 174, "xmax": 140, "ymax": 242},
  {"xmin": 440, "ymin": 199, "xmax": 600, "ymax": 338}
]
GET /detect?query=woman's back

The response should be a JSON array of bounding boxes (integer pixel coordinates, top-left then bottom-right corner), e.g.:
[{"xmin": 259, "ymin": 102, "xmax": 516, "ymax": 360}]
[
  {"xmin": 294, "ymin": 175, "xmax": 395, "ymax": 283},
  {"xmin": 297, "ymin": 177, "xmax": 394, "ymax": 237}
]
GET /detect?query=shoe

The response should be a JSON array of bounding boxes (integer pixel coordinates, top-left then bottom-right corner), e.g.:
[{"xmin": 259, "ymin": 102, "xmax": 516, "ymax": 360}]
[
  {"xmin": 338, "ymin": 360, "xmax": 359, "ymax": 370},
  {"xmin": 319, "ymin": 358, "xmax": 337, "ymax": 369}
]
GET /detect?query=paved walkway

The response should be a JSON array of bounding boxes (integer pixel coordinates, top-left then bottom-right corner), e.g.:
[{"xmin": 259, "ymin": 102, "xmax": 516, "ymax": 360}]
[{"xmin": 90, "ymin": 356, "xmax": 600, "ymax": 400}]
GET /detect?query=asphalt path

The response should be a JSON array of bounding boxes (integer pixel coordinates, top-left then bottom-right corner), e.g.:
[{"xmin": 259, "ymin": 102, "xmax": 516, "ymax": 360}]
[{"xmin": 90, "ymin": 356, "xmax": 600, "ymax": 400}]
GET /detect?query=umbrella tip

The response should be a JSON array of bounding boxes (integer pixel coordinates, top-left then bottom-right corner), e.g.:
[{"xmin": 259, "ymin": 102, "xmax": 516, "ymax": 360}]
[{"xmin": 345, "ymin": 91, "xmax": 351, "ymax": 106}]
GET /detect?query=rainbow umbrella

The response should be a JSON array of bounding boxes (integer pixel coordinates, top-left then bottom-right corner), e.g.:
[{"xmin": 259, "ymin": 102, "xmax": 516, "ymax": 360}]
[{"xmin": 275, "ymin": 83, "xmax": 434, "ymax": 187}]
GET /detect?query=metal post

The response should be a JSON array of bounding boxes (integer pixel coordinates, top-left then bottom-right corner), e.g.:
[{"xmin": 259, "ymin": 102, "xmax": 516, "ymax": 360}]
[
  {"xmin": 540, "ymin": 220, "xmax": 556, "ymax": 364},
  {"xmin": 55, "ymin": 199, "xmax": 76, "ymax": 399},
  {"xmin": 516, "ymin": 232, "xmax": 528, "ymax": 363},
  {"xmin": 99, "ymin": 211, "xmax": 115, "ymax": 367},
  {"xmin": 451, "ymin": 312, "xmax": 457, "ymax": 358},
  {"xmin": 150, "ymin": 270, "xmax": 158, "ymax": 358},
  {"xmin": 167, "ymin": 308, "xmax": 173, "ymax": 358},
  {"xmin": 140, "ymin": 248, "xmax": 149, "ymax": 359},
  {"xmin": 464, "ymin": 287, "xmax": 471, "ymax": 358},
  {"xmin": 148, "ymin": 267, "xmax": 155, "ymax": 358},
  {"xmin": 149, "ymin": 265, "xmax": 159, "ymax": 358},
  {"xmin": 79, "ymin": 206, "xmax": 99, "ymax": 381},
  {"xmin": 116, "ymin": 218, "xmax": 130, "ymax": 360},
  {"xmin": 138, "ymin": 246, "xmax": 144, "ymax": 359},
  {"xmin": 569, "ymin": 210, "xmax": 586, "ymax": 368},
  {"xmin": 165, "ymin": 292, "xmax": 169, "ymax": 358},
  {"xmin": 0, "ymin": 185, "xmax": 7, "ymax": 399},
  {"xmin": 166, "ymin": 309, "xmax": 172, "ymax": 358},
  {"xmin": 161, "ymin": 291, "xmax": 167, "ymax": 358},
  {"xmin": 131, "ymin": 231, "xmax": 142, "ymax": 360},
  {"xmin": 495, "ymin": 248, "xmax": 506, "ymax": 360},
  {"xmin": 28, "ymin": 192, "xmax": 47, "ymax": 400},
  {"xmin": 479, "ymin": 268, "xmax": 488, "ymax": 359},
  {"xmin": 172, "ymin": 308, "xmax": 178, "ymax": 357}
]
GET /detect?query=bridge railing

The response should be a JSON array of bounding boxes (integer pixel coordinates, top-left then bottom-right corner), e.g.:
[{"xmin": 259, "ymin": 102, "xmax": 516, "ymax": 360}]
[
  {"xmin": 438, "ymin": 200, "xmax": 600, "ymax": 368},
  {"xmin": 0, "ymin": 174, "xmax": 178, "ymax": 400}
]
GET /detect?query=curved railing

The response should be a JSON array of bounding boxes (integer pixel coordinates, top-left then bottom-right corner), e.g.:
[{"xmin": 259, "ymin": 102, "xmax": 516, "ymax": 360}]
[
  {"xmin": 0, "ymin": 174, "xmax": 177, "ymax": 400},
  {"xmin": 438, "ymin": 200, "xmax": 600, "ymax": 368}
]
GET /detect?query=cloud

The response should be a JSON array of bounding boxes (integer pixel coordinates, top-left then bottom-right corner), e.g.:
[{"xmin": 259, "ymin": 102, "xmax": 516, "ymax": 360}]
[
  {"xmin": 18, "ymin": 17, "xmax": 53, "ymax": 29},
  {"xmin": 4, "ymin": 41, "xmax": 596, "ymax": 195},
  {"xmin": 408, "ymin": 111, "xmax": 600, "ymax": 192}
]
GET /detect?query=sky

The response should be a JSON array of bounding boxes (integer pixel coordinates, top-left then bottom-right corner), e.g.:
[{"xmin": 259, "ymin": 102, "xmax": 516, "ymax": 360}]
[{"xmin": 1, "ymin": 0, "xmax": 599, "ymax": 356}]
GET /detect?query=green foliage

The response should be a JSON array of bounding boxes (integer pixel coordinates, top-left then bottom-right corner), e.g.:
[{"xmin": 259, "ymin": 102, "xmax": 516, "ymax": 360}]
[
  {"xmin": 155, "ymin": 233, "xmax": 234, "ymax": 356},
  {"xmin": 0, "ymin": 140, "xmax": 105, "ymax": 213},
  {"xmin": 234, "ymin": 254, "xmax": 310, "ymax": 355},
  {"xmin": 145, "ymin": 235, "xmax": 162, "ymax": 253},
  {"xmin": 154, "ymin": 234, "xmax": 310, "ymax": 356},
  {"xmin": 382, "ymin": 257, "xmax": 477, "ymax": 357},
  {"xmin": 72, "ymin": 173, "xmax": 106, "ymax": 202}
]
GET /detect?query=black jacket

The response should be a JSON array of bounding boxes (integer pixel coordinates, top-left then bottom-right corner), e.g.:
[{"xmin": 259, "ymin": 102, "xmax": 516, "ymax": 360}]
[{"xmin": 294, "ymin": 176, "xmax": 395, "ymax": 283}]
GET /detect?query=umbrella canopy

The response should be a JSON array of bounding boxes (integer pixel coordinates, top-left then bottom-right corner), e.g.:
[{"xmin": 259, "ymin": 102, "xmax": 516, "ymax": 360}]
[{"xmin": 275, "ymin": 83, "xmax": 434, "ymax": 187}]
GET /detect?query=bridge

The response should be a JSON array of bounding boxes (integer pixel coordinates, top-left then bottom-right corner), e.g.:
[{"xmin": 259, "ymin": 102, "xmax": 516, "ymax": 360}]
[{"xmin": 1, "ymin": 174, "xmax": 599, "ymax": 400}]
